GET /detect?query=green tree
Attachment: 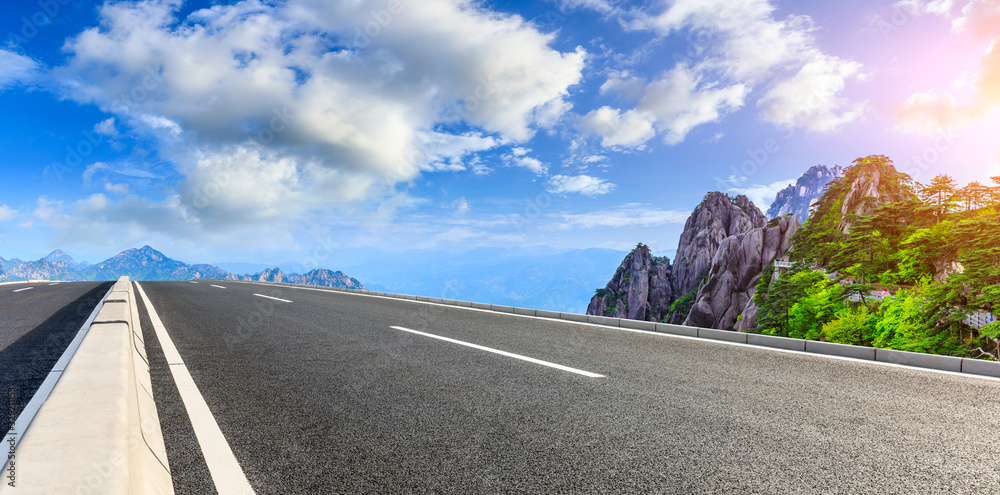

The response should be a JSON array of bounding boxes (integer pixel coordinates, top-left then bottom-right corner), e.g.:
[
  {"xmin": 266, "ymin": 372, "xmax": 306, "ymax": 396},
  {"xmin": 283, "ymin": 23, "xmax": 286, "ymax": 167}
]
[
  {"xmin": 919, "ymin": 174, "xmax": 958, "ymax": 222},
  {"xmin": 871, "ymin": 288, "xmax": 945, "ymax": 353}
]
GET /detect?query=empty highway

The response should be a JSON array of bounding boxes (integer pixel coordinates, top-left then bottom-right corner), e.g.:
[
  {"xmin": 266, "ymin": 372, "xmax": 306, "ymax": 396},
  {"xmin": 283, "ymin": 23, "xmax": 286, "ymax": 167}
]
[
  {"xmin": 0, "ymin": 281, "xmax": 112, "ymax": 434},
  {"xmin": 132, "ymin": 280, "xmax": 1000, "ymax": 494}
]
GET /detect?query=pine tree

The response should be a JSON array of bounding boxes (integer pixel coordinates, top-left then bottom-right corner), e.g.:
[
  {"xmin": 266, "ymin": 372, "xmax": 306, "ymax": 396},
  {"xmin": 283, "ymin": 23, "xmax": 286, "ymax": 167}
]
[{"xmin": 919, "ymin": 174, "xmax": 958, "ymax": 221}]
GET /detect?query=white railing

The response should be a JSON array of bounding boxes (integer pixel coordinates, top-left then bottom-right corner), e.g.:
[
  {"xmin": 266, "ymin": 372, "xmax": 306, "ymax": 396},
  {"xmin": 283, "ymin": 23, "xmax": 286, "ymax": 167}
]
[{"xmin": 965, "ymin": 311, "xmax": 996, "ymax": 330}]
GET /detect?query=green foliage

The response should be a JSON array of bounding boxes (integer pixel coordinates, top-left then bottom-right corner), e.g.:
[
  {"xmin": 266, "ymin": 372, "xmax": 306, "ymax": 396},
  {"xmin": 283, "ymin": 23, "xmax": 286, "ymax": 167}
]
[
  {"xmin": 871, "ymin": 289, "xmax": 944, "ymax": 353},
  {"xmin": 669, "ymin": 288, "xmax": 697, "ymax": 322},
  {"xmin": 594, "ymin": 288, "xmax": 610, "ymax": 297},
  {"xmin": 821, "ymin": 306, "xmax": 875, "ymax": 346},
  {"xmin": 980, "ymin": 321, "xmax": 1000, "ymax": 340}
]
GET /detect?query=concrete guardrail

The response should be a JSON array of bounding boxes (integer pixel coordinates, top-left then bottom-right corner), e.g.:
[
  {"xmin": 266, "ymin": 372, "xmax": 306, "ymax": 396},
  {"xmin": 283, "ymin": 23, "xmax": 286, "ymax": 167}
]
[
  {"xmin": 248, "ymin": 280, "xmax": 1000, "ymax": 380},
  {"xmin": 1, "ymin": 277, "xmax": 172, "ymax": 494}
]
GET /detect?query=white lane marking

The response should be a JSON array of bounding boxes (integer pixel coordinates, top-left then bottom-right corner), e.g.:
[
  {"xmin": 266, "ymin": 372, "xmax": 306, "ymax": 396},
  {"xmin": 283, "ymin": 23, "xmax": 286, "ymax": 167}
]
[
  {"xmin": 3, "ymin": 283, "xmax": 114, "ymax": 463},
  {"xmin": 211, "ymin": 284, "xmax": 227, "ymax": 289},
  {"xmin": 48, "ymin": 283, "xmax": 60, "ymax": 286},
  {"xmin": 12, "ymin": 287, "xmax": 33, "ymax": 292},
  {"xmin": 390, "ymin": 325, "xmax": 604, "ymax": 378},
  {"xmin": 189, "ymin": 281, "xmax": 199, "ymax": 284},
  {"xmin": 135, "ymin": 282, "xmax": 256, "ymax": 495},
  {"xmin": 253, "ymin": 293, "xmax": 291, "ymax": 303},
  {"xmin": 230, "ymin": 281, "xmax": 1000, "ymax": 383}
]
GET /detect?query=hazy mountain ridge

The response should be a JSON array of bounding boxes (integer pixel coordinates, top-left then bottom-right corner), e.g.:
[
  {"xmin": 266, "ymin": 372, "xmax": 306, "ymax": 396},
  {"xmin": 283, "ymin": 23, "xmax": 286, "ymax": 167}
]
[{"xmin": 0, "ymin": 246, "xmax": 364, "ymax": 290}]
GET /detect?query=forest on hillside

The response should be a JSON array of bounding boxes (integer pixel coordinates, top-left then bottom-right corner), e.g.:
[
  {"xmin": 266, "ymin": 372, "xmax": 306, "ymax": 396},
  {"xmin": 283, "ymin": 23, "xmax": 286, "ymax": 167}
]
[{"xmin": 751, "ymin": 155, "xmax": 1000, "ymax": 360}]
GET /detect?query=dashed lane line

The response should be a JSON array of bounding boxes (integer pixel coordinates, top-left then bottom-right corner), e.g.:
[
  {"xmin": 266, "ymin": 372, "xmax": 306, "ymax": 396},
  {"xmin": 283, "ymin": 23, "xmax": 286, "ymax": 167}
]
[{"xmin": 390, "ymin": 325, "xmax": 605, "ymax": 378}]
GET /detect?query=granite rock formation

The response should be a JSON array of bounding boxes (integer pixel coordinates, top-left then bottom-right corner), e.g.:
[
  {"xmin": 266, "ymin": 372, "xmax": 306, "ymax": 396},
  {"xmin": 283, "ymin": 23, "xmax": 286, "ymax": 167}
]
[
  {"xmin": 673, "ymin": 192, "xmax": 766, "ymax": 297},
  {"xmin": 683, "ymin": 215, "xmax": 800, "ymax": 330},
  {"xmin": 766, "ymin": 165, "xmax": 843, "ymax": 222},
  {"xmin": 586, "ymin": 244, "xmax": 675, "ymax": 321}
]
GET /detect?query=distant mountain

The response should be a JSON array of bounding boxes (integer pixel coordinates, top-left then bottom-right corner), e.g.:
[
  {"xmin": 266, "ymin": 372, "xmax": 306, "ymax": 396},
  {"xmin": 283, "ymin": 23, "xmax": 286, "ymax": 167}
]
[
  {"xmin": 246, "ymin": 268, "xmax": 364, "ymax": 289},
  {"xmin": 766, "ymin": 165, "xmax": 843, "ymax": 222},
  {"xmin": 80, "ymin": 245, "xmax": 230, "ymax": 281},
  {"xmin": 43, "ymin": 249, "xmax": 91, "ymax": 270},
  {"xmin": 2, "ymin": 257, "xmax": 85, "ymax": 281},
  {"xmin": 0, "ymin": 245, "xmax": 364, "ymax": 290}
]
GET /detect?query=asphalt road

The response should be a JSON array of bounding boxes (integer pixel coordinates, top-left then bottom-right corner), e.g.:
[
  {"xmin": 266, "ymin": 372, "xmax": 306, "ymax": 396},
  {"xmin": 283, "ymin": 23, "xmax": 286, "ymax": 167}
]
[
  {"xmin": 0, "ymin": 281, "xmax": 112, "ymax": 433},
  {"xmin": 138, "ymin": 280, "xmax": 1000, "ymax": 494}
]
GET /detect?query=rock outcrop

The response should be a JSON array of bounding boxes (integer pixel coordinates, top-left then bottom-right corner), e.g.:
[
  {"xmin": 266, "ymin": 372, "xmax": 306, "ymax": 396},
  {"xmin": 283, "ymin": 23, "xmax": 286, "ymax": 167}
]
[
  {"xmin": 673, "ymin": 192, "xmax": 766, "ymax": 297},
  {"xmin": 586, "ymin": 244, "xmax": 674, "ymax": 321},
  {"xmin": 684, "ymin": 215, "xmax": 800, "ymax": 330},
  {"xmin": 766, "ymin": 165, "xmax": 843, "ymax": 222},
  {"xmin": 295, "ymin": 269, "xmax": 365, "ymax": 289}
]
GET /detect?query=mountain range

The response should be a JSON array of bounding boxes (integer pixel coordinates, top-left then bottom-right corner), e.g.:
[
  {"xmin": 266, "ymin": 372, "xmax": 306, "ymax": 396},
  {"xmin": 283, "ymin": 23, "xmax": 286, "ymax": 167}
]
[{"xmin": 0, "ymin": 246, "xmax": 364, "ymax": 290}]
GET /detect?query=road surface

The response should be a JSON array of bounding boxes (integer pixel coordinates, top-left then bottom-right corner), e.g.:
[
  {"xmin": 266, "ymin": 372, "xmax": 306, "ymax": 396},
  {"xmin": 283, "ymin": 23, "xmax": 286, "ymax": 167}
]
[{"xmin": 135, "ymin": 280, "xmax": 1000, "ymax": 493}]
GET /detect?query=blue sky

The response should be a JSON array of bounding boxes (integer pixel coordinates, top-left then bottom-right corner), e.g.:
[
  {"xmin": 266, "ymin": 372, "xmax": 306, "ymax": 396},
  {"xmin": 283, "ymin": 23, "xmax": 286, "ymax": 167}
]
[{"xmin": 1, "ymin": 0, "xmax": 998, "ymax": 266}]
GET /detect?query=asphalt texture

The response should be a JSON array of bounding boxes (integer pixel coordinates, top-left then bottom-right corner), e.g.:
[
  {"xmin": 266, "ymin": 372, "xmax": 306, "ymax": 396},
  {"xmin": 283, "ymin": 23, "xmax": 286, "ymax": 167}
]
[
  {"xmin": 0, "ymin": 281, "xmax": 112, "ymax": 434},
  {"xmin": 138, "ymin": 280, "xmax": 1000, "ymax": 494}
]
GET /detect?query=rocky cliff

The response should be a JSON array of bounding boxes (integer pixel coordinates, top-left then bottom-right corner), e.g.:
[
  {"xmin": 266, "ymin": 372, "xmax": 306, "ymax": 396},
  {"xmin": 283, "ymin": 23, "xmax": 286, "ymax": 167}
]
[
  {"xmin": 683, "ymin": 215, "xmax": 800, "ymax": 330},
  {"xmin": 586, "ymin": 244, "xmax": 674, "ymax": 321},
  {"xmin": 766, "ymin": 165, "xmax": 843, "ymax": 222},
  {"xmin": 586, "ymin": 192, "xmax": 765, "ymax": 324},
  {"xmin": 673, "ymin": 192, "xmax": 766, "ymax": 297}
]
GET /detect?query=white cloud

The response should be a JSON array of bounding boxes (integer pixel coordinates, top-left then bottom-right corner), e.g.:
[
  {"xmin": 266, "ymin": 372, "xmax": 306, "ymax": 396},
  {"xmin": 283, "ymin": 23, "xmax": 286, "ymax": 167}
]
[
  {"xmin": 639, "ymin": 65, "xmax": 747, "ymax": 145},
  {"xmin": 503, "ymin": 148, "xmax": 548, "ymax": 175},
  {"xmin": 94, "ymin": 118, "xmax": 119, "ymax": 137},
  {"xmin": 0, "ymin": 50, "xmax": 38, "ymax": 89},
  {"xmin": 0, "ymin": 205, "xmax": 17, "ymax": 221},
  {"xmin": 554, "ymin": 204, "xmax": 689, "ymax": 229},
  {"xmin": 591, "ymin": 0, "xmax": 867, "ymax": 142},
  {"xmin": 83, "ymin": 163, "xmax": 110, "ymax": 186},
  {"xmin": 726, "ymin": 179, "xmax": 797, "ymax": 209},
  {"xmin": 33, "ymin": 197, "xmax": 61, "ymax": 222},
  {"xmin": 557, "ymin": 0, "xmax": 614, "ymax": 12},
  {"xmin": 757, "ymin": 53, "xmax": 868, "ymax": 133},
  {"xmin": 52, "ymin": 0, "xmax": 586, "ymax": 219},
  {"xmin": 105, "ymin": 182, "xmax": 130, "ymax": 195},
  {"xmin": 454, "ymin": 197, "xmax": 470, "ymax": 215},
  {"xmin": 577, "ymin": 106, "xmax": 655, "ymax": 147},
  {"xmin": 547, "ymin": 174, "xmax": 616, "ymax": 196}
]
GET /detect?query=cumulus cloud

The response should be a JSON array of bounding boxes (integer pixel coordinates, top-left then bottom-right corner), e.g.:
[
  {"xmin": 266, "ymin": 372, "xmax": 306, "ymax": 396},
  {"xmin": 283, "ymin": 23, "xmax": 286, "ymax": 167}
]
[
  {"xmin": 577, "ymin": 106, "xmax": 655, "ymax": 147},
  {"xmin": 502, "ymin": 148, "xmax": 548, "ymax": 175},
  {"xmin": 553, "ymin": 204, "xmax": 688, "ymax": 229},
  {"xmin": 0, "ymin": 50, "xmax": 38, "ymax": 89},
  {"xmin": 582, "ymin": 0, "xmax": 866, "ymax": 147},
  {"xmin": 51, "ymin": 0, "xmax": 585, "ymax": 227},
  {"xmin": 758, "ymin": 53, "xmax": 868, "ymax": 133},
  {"xmin": 546, "ymin": 174, "xmax": 616, "ymax": 196}
]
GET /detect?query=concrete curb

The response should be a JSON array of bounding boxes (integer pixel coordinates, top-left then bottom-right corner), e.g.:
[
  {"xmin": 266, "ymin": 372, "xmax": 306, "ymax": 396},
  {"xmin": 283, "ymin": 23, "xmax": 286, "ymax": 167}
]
[
  {"xmin": 1, "ymin": 277, "xmax": 173, "ymax": 494},
  {"xmin": 228, "ymin": 280, "xmax": 1000, "ymax": 380}
]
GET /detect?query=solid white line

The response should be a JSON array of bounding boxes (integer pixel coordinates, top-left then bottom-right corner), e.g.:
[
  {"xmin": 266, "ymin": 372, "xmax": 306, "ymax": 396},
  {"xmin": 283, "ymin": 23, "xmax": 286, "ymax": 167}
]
[
  {"xmin": 211, "ymin": 284, "xmax": 227, "ymax": 289},
  {"xmin": 12, "ymin": 287, "xmax": 33, "ymax": 292},
  {"xmin": 135, "ymin": 282, "xmax": 256, "ymax": 495},
  {"xmin": 253, "ymin": 293, "xmax": 291, "ymax": 303},
  {"xmin": 390, "ymin": 325, "xmax": 604, "ymax": 378},
  {"xmin": 189, "ymin": 281, "xmax": 199, "ymax": 284},
  {"xmin": 48, "ymin": 283, "xmax": 60, "ymax": 286}
]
